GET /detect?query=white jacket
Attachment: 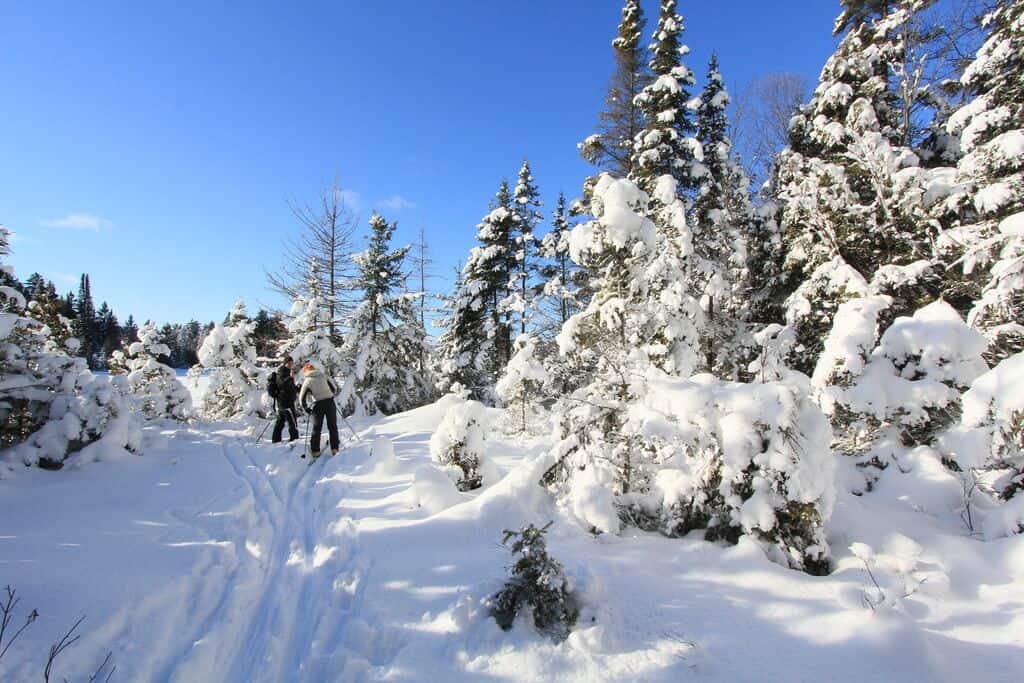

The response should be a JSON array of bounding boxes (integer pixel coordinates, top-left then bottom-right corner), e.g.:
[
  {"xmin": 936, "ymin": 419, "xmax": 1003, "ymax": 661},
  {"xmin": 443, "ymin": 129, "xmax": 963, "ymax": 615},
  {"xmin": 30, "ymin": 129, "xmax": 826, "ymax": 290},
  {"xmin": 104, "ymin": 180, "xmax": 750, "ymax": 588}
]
[{"xmin": 299, "ymin": 369, "xmax": 337, "ymax": 405}]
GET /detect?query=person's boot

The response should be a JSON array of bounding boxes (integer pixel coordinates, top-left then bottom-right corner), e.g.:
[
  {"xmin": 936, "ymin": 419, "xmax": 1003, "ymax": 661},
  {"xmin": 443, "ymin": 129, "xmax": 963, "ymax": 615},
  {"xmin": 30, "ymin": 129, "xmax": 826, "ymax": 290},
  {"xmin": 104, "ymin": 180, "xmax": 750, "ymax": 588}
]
[
  {"xmin": 311, "ymin": 449, "xmax": 321, "ymax": 459},
  {"xmin": 331, "ymin": 448, "xmax": 339, "ymax": 456}
]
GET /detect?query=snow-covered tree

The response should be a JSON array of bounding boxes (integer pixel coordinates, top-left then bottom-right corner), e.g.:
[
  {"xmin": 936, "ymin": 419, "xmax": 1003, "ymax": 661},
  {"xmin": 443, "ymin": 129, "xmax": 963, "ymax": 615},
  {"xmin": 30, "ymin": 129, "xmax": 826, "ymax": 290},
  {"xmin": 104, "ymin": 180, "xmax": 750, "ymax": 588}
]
[
  {"xmin": 279, "ymin": 259, "xmax": 348, "ymax": 385},
  {"xmin": 1, "ymin": 233, "xmax": 142, "ymax": 470},
  {"xmin": 110, "ymin": 321, "xmax": 191, "ymax": 421},
  {"xmin": 630, "ymin": 0, "xmax": 704, "ymax": 201},
  {"xmin": 507, "ymin": 160, "xmax": 543, "ymax": 335},
  {"xmin": 813, "ymin": 298, "xmax": 988, "ymax": 476},
  {"xmin": 436, "ymin": 180, "xmax": 517, "ymax": 400},
  {"xmin": 692, "ymin": 54, "xmax": 755, "ymax": 378},
  {"xmin": 941, "ymin": 2, "xmax": 1024, "ymax": 362},
  {"xmin": 430, "ymin": 397, "xmax": 492, "ymax": 491},
  {"xmin": 496, "ymin": 334, "xmax": 549, "ymax": 434},
  {"xmin": 579, "ymin": 0, "xmax": 652, "ymax": 177},
  {"xmin": 538, "ymin": 193, "xmax": 583, "ymax": 330},
  {"xmin": 339, "ymin": 213, "xmax": 432, "ymax": 415},
  {"xmin": 773, "ymin": 1, "xmax": 949, "ymax": 375},
  {"xmin": 939, "ymin": 350, "xmax": 1024, "ymax": 538},
  {"xmin": 195, "ymin": 300, "xmax": 268, "ymax": 420}
]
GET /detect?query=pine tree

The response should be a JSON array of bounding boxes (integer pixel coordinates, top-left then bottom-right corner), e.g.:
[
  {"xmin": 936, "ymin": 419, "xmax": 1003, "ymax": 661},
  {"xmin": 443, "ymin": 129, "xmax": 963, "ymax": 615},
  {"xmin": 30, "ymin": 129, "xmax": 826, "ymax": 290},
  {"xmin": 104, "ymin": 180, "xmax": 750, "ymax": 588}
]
[
  {"xmin": 693, "ymin": 54, "xmax": 755, "ymax": 377},
  {"xmin": 436, "ymin": 180, "xmax": 517, "ymax": 399},
  {"xmin": 122, "ymin": 315, "xmax": 139, "ymax": 346},
  {"xmin": 340, "ymin": 213, "xmax": 432, "ymax": 414},
  {"xmin": 73, "ymin": 274, "xmax": 98, "ymax": 367},
  {"xmin": 773, "ymin": 1, "xmax": 945, "ymax": 375},
  {"xmin": 630, "ymin": 0, "xmax": 704, "ymax": 200},
  {"xmin": 942, "ymin": 2, "xmax": 1024, "ymax": 362},
  {"xmin": 579, "ymin": 0, "xmax": 652, "ymax": 177},
  {"xmin": 195, "ymin": 300, "xmax": 269, "ymax": 419},
  {"xmin": 1, "ymin": 234, "xmax": 142, "ymax": 469},
  {"xmin": 110, "ymin": 321, "xmax": 192, "ymax": 421},
  {"xmin": 508, "ymin": 159, "xmax": 544, "ymax": 335},
  {"xmin": 538, "ymin": 193, "xmax": 582, "ymax": 328}
]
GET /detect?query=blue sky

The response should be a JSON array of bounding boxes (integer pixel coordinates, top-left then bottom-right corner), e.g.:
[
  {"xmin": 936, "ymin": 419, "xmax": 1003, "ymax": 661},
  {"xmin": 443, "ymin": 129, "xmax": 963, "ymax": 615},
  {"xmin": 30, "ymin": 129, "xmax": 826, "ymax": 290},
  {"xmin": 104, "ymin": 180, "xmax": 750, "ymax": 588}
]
[{"xmin": 1, "ymin": 1, "xmax": 839, "ymax": 327}]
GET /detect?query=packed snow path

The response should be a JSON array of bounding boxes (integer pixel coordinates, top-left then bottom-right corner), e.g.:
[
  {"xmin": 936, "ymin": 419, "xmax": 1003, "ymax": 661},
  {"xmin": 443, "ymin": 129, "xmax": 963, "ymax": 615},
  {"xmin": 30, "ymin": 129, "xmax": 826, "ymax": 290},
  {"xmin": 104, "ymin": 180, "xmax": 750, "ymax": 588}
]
[{"xmin": 2, "ymin": 401, "xmax": 1024, "ymax": 681}]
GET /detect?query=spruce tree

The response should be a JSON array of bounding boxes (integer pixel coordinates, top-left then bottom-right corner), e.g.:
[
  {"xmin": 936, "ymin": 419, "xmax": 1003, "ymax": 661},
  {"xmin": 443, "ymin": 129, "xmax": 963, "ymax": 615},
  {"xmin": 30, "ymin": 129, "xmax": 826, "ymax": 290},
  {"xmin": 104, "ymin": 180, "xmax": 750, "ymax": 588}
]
[
  {"xmin": 509, "ymin": 159, "xmax": 543, "ymax": 335},
  {"xmin": 693, "ymin": 54, "xmax": 755, "ymax": 377},
  {"xmin": 538, "ymin": 193, "xmax": 581, "ymax": 328},
  {"xmin": 773, "ymin": 0, "xmax": 944, "ymax": 375},
  {"xmin": 73, "ymin": 274, "xmax": 98, "ymax": 367},
  {"xmin": 437, "ymin": 180, "xmax": 517, "ymax": 399},
  {"xmin": 630, "ymin": 0, "xmax": 703, "ymax": 201},
  {"xmin": 579, "ymin": 0, "xmax": 652, "ymax": 177},
  {"xmin": 942, "ymin": 2, "xmax": 1024, "ymax": 362},
  {"xmin": 340, "ymin": 213, "xmax": 432, "ymax": 414}
]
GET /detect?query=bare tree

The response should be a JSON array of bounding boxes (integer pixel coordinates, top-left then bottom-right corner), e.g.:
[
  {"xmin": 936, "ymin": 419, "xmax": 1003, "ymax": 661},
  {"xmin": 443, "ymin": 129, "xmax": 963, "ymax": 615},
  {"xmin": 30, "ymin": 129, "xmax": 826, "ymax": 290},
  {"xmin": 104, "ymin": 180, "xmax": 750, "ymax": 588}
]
[
  {"xmin": 266, "ymin": 181, "xmax": 359, "ymax": 339},
  {"xmin": 730, "ymin": 72, "xmax": 810, "ymax": 190},
  {"xmin": 407, "ymin": 224, "xmax": 435, "ymax": 372}
]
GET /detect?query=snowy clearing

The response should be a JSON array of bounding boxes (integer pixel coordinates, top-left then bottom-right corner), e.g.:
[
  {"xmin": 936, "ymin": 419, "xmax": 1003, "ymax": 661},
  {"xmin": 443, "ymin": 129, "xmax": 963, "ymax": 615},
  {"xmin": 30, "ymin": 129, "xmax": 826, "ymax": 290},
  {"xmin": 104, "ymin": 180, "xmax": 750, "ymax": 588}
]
[{"xmin": 1, "ymin": 397, "xmax": 1022, "ymax": 682}]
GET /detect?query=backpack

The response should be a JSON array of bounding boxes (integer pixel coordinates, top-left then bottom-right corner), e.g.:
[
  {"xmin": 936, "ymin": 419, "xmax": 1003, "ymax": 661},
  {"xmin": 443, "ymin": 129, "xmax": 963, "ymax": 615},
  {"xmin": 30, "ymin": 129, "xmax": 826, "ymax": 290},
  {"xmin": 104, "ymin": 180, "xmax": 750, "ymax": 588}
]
[{"xmin": 267, "ymin": 371, "xmax": 280, "ymax": 400}]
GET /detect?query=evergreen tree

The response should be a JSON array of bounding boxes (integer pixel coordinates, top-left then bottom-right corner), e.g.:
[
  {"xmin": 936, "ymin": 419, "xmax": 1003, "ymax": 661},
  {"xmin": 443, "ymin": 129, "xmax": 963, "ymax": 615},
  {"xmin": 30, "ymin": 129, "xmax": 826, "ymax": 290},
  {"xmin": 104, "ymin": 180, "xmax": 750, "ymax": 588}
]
[
  {"xmin": 538, "ymin": 193, "xmax": 582, "ymax": 329},
  {"xmin": 339, "ymin": 213, "xmax": 432, "ymax": 414},
  {"xmin": 73, "ymin": 274, "xmax": 98, "ymax": 367},
  {"xmin": 23, "ymin": 273, "xmax": 46, "ymax": 301},
  {"xmin": 110, "ymin": 321, "xmax": 192, "ymax": 421},
  {"xmin": 508, "ymin": 159, "xmax": 544, "ymax": 334},
  {"xmin": 436, "ymin": 180, "xmax": 517, "ymax": 399},
  {"xmin": 942, "ymin": 2, "xmax": 1024, "ymax": 362},
  {"xmin": 1, "ymin": 235, "xmax": 141, "ymax": 469},
  {"xmin": 195, "ymin": 300, "xmax": 269, "ymax": 419},
  {"xmin": 630, "ymin": 0, "xmax": 704, "ymax": 200},
  {"xmin": 579, "ymin": 0, "xmax": 652, "ymax": 177},
  {"xmin": 692, "ymin": 54, "xmax": 755, "ymax": 377},
  {"xmin": 122, "ymin": 315, "xmax": 139, "ymax": 346},
  {"xmin": 280, "ymin": 261, "xmax": 348, "ymax": 381},
  {"xmin": 773, "ymin": 1, "xmax": 945, "ymax": 375},
  {"xmin": 61, "ymin": 291, "xmax": 75, "ymax": 318}
]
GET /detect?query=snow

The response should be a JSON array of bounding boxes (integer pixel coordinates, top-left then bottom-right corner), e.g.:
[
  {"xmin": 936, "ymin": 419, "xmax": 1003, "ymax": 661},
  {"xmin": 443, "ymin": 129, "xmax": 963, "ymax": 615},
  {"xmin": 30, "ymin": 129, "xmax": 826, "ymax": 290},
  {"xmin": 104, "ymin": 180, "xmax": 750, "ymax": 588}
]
[{"xmin": 1, "ymin": 394, "xmax": 1023, "ymax": 681}]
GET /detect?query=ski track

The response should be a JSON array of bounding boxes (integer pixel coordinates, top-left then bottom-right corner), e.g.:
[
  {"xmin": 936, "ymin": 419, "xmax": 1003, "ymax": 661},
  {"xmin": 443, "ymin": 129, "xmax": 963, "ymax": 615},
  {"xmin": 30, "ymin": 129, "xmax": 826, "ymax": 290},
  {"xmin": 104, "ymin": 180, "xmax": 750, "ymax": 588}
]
[{"xmin": 149, "ymin": 423, "xmax": 395, "ymax": 683}]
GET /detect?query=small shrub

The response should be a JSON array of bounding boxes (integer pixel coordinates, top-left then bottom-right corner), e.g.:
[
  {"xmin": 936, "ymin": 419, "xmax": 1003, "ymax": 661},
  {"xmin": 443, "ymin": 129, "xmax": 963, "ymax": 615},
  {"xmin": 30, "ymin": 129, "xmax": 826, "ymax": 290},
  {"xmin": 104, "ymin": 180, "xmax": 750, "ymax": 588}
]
[{"xmin": 489, "ymin": 523, "xmax": 578, "ymax": 642}]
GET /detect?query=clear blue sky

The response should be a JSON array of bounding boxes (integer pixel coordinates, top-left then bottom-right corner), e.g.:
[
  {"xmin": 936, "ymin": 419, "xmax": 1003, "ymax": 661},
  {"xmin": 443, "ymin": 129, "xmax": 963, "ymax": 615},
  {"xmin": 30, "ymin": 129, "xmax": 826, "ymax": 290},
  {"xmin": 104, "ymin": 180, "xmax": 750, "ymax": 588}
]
[{"xmin": 1, "ymin": 1, "xmax": 839, "ymax": 327}]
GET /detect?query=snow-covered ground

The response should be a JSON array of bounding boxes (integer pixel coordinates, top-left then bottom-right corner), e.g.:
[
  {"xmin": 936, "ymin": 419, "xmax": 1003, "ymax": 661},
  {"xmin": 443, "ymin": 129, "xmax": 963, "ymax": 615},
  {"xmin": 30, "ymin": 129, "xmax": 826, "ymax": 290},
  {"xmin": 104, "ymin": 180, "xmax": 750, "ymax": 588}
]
[{"xmin": 2, "ymin": 395, "xmax": 1023, "ymax": 682}]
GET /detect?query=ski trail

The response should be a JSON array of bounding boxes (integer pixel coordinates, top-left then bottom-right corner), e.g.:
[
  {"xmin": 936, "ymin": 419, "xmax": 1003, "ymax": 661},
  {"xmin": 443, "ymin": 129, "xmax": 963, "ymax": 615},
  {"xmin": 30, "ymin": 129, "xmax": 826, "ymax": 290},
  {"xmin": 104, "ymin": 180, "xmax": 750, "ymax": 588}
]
[{"xmin": 143, "ymin": 422, "xmax": 394, "ymax": 682}]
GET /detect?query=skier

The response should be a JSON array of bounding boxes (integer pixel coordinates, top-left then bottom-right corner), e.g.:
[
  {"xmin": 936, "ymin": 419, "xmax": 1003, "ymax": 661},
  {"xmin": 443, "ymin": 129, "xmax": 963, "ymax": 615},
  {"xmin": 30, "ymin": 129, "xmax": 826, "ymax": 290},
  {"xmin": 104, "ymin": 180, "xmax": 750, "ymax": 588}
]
[
  {"xmin": 299, "ymin": 362, "xmax": 340, "ymax": 458},
  {"xmin": 271, "ymin": 355, "xmax": 300, "ymax": 443}
]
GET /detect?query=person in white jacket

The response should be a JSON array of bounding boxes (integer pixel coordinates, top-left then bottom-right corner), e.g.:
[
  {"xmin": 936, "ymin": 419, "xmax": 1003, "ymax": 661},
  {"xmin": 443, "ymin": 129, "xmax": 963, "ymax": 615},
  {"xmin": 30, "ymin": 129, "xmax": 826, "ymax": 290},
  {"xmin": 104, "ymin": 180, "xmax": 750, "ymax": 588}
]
[{"xmin": 298, "ymin": 362, "xmax": 340, "ymax": 457}]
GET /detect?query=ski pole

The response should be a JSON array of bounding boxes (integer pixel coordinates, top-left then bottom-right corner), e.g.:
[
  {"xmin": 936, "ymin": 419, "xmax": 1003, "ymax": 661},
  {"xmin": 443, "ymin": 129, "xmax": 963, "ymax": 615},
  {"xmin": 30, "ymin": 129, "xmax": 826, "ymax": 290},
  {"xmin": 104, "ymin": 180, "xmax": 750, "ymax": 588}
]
[
  {"xmin": 255, "ymin": 415, "xmax": 273, "ymax": 443},
  {"xmin": 301, "ymin": 409, "xmax": 311, "ymax": 459}
]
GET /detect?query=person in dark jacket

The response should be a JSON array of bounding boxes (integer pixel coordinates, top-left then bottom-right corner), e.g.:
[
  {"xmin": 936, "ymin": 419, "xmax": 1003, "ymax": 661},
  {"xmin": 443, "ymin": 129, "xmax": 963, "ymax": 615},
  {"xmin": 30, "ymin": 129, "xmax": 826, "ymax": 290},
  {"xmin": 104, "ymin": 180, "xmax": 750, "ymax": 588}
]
[
  {"xmin": 298, "ymin": 362, "xmax": 339, "ymax": 457},
  {"xmin": 271, "ymin": 356, "xmax": 300, "ymax": 443}
]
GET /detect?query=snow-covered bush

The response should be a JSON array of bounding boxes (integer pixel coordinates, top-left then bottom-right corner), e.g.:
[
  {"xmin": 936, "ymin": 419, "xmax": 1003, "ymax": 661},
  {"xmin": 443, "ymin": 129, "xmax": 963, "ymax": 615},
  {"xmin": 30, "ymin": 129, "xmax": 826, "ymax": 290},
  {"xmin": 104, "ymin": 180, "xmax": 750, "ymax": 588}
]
[
  {"xmin": 940, "ymin": 352, "xmax": 1024, "ymax": 537},
  {"xmin": 496, "ymin": 334, "xmax": 549, "ymax": 434},
  {"xmin": 110, "ymin": 321, "xmax": 191, "ymax": 420},
  {"xmin": 194, "ymin": 300, "xmax": 268, "ymax": 420},
  {"xmin": 1, "ymin": 264, "xmax": 141, "ymax": 469},
  {"xmin": 547, "ymin": 368, "xmax": 835, "ymax": 574},
  {"xmin": 489, "ymin": 522, "xmax": 578, "ymax": 642},
  {"xmin": 430, "ymin": 398, "xmax": 490, "ymax": 491},
  {"xmin": 815, "ymin": 300, "xmax": 988, "ymax": 473}
]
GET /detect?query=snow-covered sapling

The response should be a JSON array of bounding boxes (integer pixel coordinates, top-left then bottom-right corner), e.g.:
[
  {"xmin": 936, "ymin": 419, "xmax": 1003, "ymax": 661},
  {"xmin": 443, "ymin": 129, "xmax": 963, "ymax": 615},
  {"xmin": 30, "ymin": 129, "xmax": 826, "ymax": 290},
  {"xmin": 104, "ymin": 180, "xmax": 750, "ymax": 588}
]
[
  {"xmin": 489, "ymin": 522, "xmax": 578, "ymax": 642},
  {"xmin": 111, "ymin": 321, "xmax": 192, "ymax": 421},
  {"xmin": 430, "ymin": 399, "xmax": 489, "ymax": 491},
  {"xmin": 496, "ymin": 334, "xmax": 549, "ymax": 434}
]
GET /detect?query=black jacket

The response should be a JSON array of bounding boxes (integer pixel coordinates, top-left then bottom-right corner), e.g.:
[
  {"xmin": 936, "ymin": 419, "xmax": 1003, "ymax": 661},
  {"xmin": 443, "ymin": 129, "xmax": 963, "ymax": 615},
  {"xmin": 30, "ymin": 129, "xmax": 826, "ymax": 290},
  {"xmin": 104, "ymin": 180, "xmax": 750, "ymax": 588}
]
[{"xmin": 276, "ymin": 364, "xmax": 299, "ymax": 408}]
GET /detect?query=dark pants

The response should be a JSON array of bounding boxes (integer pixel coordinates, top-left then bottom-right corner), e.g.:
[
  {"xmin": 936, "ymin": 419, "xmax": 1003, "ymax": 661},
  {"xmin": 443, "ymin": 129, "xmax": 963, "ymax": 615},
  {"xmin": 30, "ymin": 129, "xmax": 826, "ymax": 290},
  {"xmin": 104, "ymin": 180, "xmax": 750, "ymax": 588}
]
[
  {"xmin": 310, "ymin": 398, "xmax": 339, "ymax": 453},
  {"xmin": 272, "ymin": 404, "xmax": 299, "ymax": 442}
]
